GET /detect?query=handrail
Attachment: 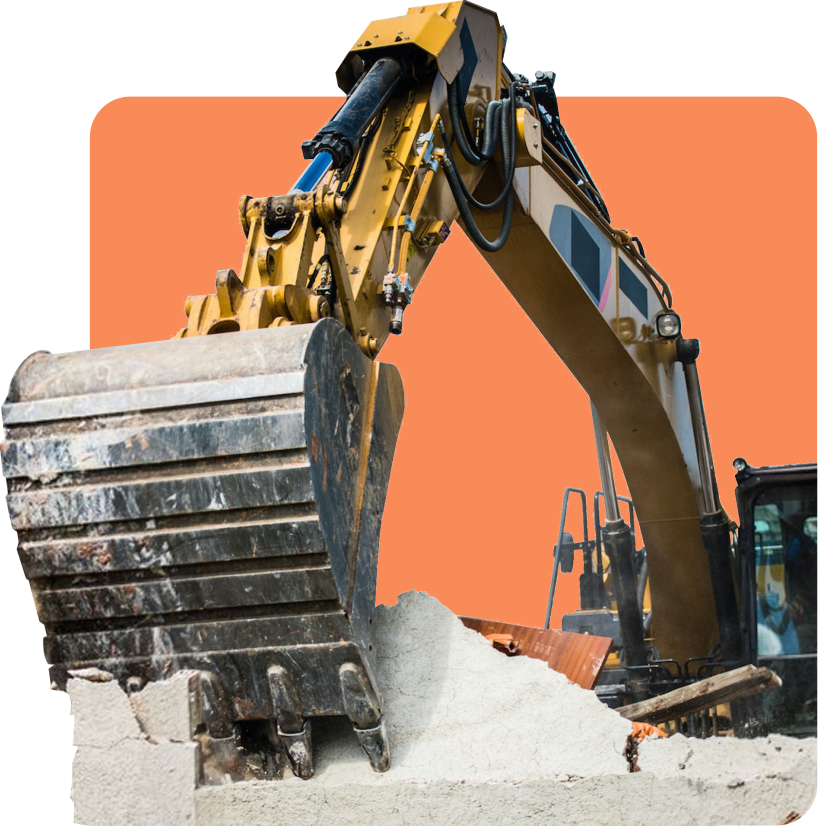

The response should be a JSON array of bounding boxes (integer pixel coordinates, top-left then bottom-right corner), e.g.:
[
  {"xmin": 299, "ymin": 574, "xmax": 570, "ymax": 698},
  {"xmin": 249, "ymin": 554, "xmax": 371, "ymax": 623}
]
[{"xmin": 544, "ymin": 487, "xmax": 588, "ymax": 629}]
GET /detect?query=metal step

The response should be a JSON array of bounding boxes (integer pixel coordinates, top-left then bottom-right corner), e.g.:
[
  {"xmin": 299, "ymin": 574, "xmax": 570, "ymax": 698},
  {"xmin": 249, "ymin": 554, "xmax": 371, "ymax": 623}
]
[{"xmin": 1, "ymin": 319, "xmax": 404, "ymax": 777}]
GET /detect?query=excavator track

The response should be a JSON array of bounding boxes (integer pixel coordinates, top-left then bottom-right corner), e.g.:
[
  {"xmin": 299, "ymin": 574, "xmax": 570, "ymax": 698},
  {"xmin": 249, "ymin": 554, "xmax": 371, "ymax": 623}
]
[{"xmin": 1, "ymin": 319, "xmax": 403, "ymax": 778}]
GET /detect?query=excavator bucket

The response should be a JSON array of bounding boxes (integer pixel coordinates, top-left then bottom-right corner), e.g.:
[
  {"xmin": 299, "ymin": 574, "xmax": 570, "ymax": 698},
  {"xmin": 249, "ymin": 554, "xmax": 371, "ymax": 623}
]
[{"xmin": 1, "ymin": 318, "xmax": 403, "ymax": 779}]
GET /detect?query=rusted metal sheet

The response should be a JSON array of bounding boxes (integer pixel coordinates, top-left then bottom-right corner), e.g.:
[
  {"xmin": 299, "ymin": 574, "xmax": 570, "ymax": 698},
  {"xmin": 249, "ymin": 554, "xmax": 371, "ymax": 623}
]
[
  {"xmin": 1, "ymin": 319, "xmax": 404, "ymax": 778},
  {"xmin": 460, "ymin": 616, "xmax": 612, "ymax": 690}
]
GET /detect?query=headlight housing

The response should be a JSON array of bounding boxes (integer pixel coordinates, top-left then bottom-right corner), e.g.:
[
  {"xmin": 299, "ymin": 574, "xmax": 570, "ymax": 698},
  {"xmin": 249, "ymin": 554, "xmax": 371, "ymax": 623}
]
[{"xmin": 655, "ymin": 311, "xmax": 681, "ymax": 339}]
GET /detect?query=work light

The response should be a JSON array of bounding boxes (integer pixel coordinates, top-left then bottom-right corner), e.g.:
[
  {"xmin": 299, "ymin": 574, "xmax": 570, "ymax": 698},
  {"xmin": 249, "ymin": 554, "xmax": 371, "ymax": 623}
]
[{"xmin": 656, "ymin": 311, "xmax": 681, "ymax": 339}]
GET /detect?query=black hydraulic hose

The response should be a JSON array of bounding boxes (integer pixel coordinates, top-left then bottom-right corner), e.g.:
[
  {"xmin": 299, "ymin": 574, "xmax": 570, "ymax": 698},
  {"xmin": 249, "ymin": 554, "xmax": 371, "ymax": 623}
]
[
  {"xmin": 438, "ymin": 99, "xmax": 515, "ymax": 211},
  {"xmin": 448, "ymin": 80, "xmax": 505, "ymax": 166},
  {"xmin": 339, "ymin": 107, "xmax": 386, "ymax": 201},
  {"xmin": 448, "ymin": 78, "xmax": 481, "ymax": 163},
  {"xmin": 554, "ymin": 123, "xmax": 611, "ymax": 222},
  {"xmin": 441, "ymin": 83, "xmax": 519, "ymax": 252},
  {"xmin": 447, "ymin": 78, "xmax": 503, "ymax": 165},
  {"xmin": 533, "ymin": 94, "xmax": 611, "ymax": 223},
  {"xmin": 443, "ymin": 160, "xmax": 515, "ymax": 253},
  {"xmin": 482, "ymin": 100, "xmax": 504, "ymax": 154}
]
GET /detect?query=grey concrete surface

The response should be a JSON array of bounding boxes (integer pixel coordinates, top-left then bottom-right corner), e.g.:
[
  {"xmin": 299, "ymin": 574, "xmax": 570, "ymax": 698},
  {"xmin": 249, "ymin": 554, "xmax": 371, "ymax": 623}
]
[
  {"xmin": 68, "ymin": 592, "xmax": 817, "ymax": 826},
  {"xmin": 74, "ymin": 738, "xmax": 198, "ymax": 826},
  {"xmin": 70, "ymin": 670, "xmax": 200, "ymax": 825},
  {"xmin": 131, "ymin": 670, "xmax": 203, "ymax": 743},
  {"xmin": 69, "ymin": 675, "xmax": 143, "ymax": 749},
  {"xmin": 195, "ymin": 770, "xmax": 816, "ymax": 826}
]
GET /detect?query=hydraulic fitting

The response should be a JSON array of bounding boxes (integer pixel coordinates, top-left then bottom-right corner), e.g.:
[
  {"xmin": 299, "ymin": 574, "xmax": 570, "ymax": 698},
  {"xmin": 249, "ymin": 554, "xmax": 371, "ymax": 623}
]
[{"xmin": 382, "ymin": 270, "xmax": 414, "ymax": 335}]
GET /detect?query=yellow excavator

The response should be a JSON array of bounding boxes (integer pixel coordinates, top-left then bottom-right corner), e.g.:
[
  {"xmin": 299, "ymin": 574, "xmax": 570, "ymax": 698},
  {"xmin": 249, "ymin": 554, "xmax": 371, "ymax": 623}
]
[{"xmin": 1, "ymin": 1, "xmax": 814, "ymax": 780}]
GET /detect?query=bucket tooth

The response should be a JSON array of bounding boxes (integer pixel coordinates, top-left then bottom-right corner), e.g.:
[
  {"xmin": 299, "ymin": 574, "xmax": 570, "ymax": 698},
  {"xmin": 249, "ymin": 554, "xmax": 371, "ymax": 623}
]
[
  {"xmin": 200, "ymin": 671, "xmax": 234, "ymax": 740},
  {"xmin": 200, "ymin": 719, "xmax": 291, "ymax": 784},
  {"xmin": 339, "ymin": 661, "xmax": 382, "ymax": 727},
  {"xmin": 277, "ymin": 721, "xmax": 314, "ymax": 779},
  {"xmin": 267, "ymin": 665, "xmax": 305, "ymax": 732},
  {"xmin": 266, "ymin": 665, "xmax": 314, "ymax": 777},
  {"xmin": 1, "ymin": 319, "xmax": 404, "ymax": 776},
  {"xmin": 354, "ymin": 718, "xmax": 390, "ymax": 772},
  {"xmin": 340, "ymin": 660, "xmax": 391, "ymax": 771}
]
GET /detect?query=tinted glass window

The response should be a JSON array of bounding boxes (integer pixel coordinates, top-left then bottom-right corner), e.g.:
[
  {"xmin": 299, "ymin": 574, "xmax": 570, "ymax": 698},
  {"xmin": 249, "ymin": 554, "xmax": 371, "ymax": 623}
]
[
  {"xmin": 752, "ymin": 483, "xmax": 816, "ymax": 736},
  {"xmin": 753, "ymin": 485, "xmax": 816, "ymax": 656}
]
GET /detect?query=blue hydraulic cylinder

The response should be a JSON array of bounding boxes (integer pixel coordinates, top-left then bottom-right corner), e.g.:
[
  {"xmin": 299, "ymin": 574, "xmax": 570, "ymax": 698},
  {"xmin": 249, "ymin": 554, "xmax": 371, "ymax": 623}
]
[{"xmin": 291, "ymin": 151, "xmax": 333, "ymax": 193}]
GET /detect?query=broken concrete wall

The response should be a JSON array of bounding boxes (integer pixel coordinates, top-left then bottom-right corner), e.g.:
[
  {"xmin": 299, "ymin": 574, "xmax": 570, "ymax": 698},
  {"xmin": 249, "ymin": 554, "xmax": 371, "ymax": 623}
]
[
  {"xmin": 69, "ymin": 592, "xmax": 816, "ymax": 826},
  {"xmin": 69, "ymin": 671, "xmax": 200, "ymax": 826}
]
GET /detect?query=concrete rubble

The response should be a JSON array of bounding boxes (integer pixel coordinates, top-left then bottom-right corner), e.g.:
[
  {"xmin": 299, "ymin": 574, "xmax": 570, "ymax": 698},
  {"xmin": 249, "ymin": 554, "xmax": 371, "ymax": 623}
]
[
  {"xmin": 70, "ymin": 670, "xmax": 199, "ymax": 825},
  {"xmin": 68, "ymin": 591, "xmax": 816, "ymax": 825}
]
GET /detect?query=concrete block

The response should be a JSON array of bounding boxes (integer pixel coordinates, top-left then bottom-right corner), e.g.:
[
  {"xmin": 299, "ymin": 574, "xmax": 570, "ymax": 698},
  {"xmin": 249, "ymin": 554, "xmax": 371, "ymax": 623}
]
[
  {"xmin": 69, "ymin": 672, "xmax": 201, "ymax": 825},
  {"xmin": 195, "ymin": 768, "xmax": 818, "ymax": 826},
  {"xmin": 73, "ymin": 739, "xmax": 198, "ymax": 826},
  {"xmin": 131, "ymin": 670, "xmax": 203, "ymax": 742},
  {"xmin": 69, "ymin": 676, "xmax": 143, "ymax": 748}
]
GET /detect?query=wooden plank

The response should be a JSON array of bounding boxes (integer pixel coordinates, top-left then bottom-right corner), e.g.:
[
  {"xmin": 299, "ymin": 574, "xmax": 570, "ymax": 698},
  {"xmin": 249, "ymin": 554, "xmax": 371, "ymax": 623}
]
[
  {"xmin": 618, "ymin": 664, "xmax": 782, "ymax": 725},
  {"xmin": 459, "ymin": 616, "xmax": 612, "ymax": 690}
]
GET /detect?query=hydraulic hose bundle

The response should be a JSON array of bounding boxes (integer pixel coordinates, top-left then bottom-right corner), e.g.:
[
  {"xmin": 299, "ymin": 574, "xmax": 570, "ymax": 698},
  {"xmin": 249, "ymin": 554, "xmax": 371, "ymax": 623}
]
[
  {"xmin": 527, "ymin": 70, "xmax": 611, "ymax": 223},
  {"xmin": 439, "ymin": 76, "xmax": 519, "ymax": 253}
]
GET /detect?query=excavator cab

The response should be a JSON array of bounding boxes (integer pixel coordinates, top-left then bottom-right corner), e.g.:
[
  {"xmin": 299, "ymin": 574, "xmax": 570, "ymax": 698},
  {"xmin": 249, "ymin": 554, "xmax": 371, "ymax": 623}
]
[{"xmin": 732, "ymin": 460, "xmax": 817, "ymax": 736}]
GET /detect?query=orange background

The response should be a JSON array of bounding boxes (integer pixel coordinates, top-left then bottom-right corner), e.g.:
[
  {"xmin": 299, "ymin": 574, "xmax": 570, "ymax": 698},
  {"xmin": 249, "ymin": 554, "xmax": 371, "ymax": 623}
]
[{"xmin": 91, "ymin": 97, "xmax": 816, "ymax": 629}]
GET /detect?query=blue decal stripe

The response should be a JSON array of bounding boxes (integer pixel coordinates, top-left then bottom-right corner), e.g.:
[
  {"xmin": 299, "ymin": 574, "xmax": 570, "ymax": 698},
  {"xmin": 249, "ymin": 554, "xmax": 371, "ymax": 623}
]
[
  {"xmin": 619, "ymin": 259, "xmax": 648, "ymax": 318},
  {"xmin": 570, "ymin": 212, "xmax": 601, "ymax": 301},
  {"xmin": 458, "ymin": 20, "xmax": 478, "ymax": 99},
  {"xmin": 548, "ymin": 205, "xmax": 611, "ymax": 309}
]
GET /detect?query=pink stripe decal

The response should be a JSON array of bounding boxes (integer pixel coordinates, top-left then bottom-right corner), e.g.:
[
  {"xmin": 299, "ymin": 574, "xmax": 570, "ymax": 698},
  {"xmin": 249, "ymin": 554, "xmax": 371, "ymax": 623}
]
[{"xmin": 599, "ymin": 265, "xmax": 613, "ymax": 312}]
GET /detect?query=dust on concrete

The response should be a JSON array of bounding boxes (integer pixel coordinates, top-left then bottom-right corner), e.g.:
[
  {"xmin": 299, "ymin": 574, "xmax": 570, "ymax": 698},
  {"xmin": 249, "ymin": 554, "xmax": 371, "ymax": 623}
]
[
  {"xmin": 197, "ymin": 593, "xmax": 816, "ymax": 825},
  {"xmin": 310, "ymin": 589, "xmax": 634, "ymax": 783},
  {"xmin": 67, "ymin": 591, "xmax": 817, "ymax": 826}
]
